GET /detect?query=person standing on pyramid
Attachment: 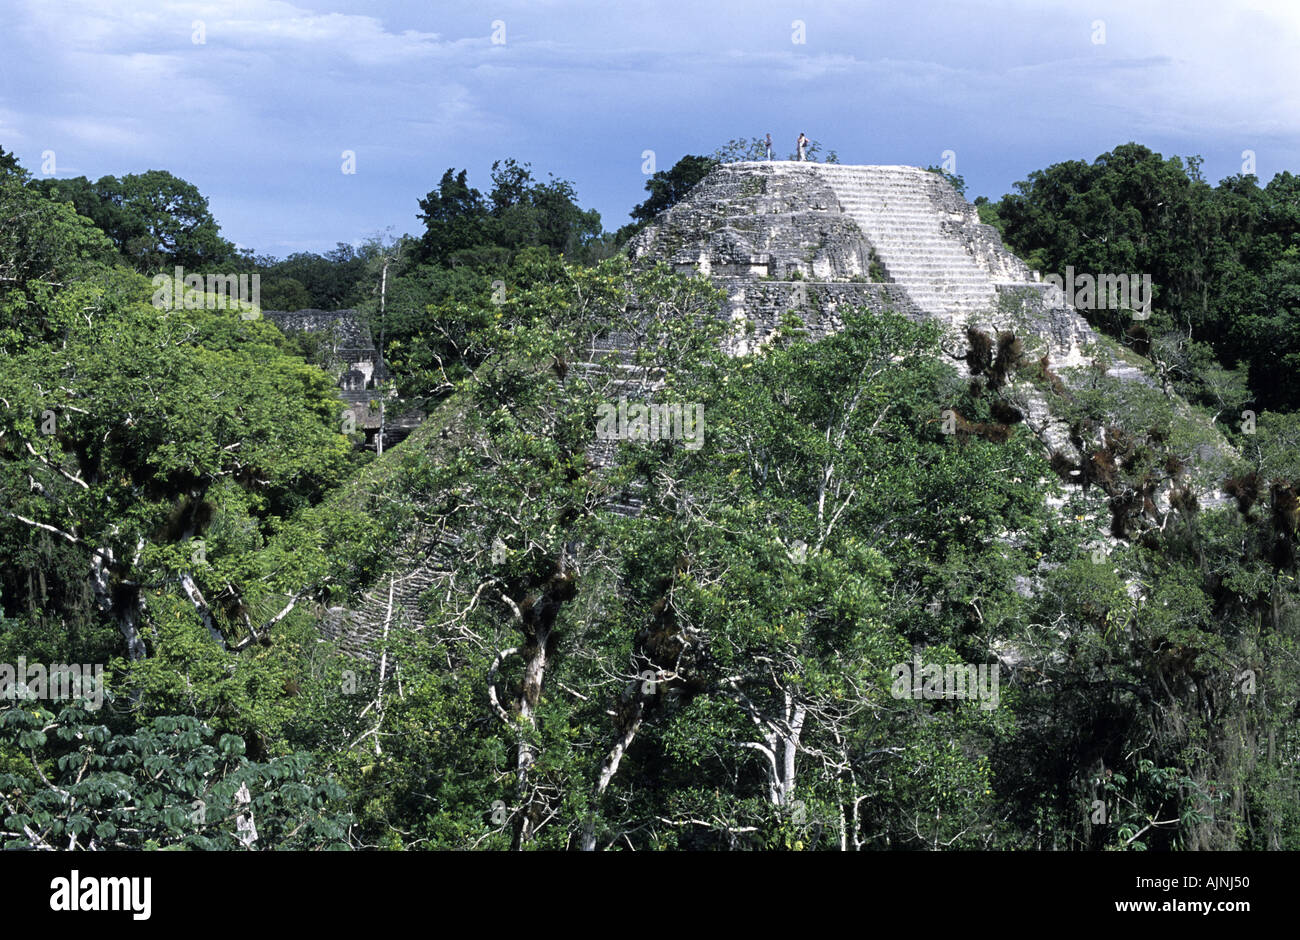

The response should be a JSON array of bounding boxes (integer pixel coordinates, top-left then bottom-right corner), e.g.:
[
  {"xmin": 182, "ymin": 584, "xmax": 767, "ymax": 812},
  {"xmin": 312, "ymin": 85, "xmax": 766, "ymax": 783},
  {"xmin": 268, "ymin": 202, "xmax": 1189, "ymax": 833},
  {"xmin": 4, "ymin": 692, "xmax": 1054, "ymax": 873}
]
[
  {"xmin": 765, "ymin": 133, "xmax": 773, "ymax": 160},
  {"xmin": 797, "ymin": 132, "xmax": 809, "ymax": 161}
]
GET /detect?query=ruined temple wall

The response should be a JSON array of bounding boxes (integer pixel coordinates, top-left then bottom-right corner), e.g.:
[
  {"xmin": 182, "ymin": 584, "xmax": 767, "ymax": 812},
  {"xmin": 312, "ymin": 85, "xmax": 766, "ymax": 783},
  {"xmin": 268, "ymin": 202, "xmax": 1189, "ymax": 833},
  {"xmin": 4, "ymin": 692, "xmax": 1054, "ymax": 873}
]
[
  {"xmin": 629, "ymin": 164, "xmax": 874, "ymax": 284},
  {"xmin": 262, "ymin": 308, "xmax": 374, "ymax": 351},
  {"xmin": 630, "ymin": 163, "xmax": 1116, "ymax": 370},
  {"xmin": 710, "ymin": 278, "xmax": 921, "ymax": 352},
  {"xmin": 263, "ymin": 308, "xmax": 423, "ymax": 448}
]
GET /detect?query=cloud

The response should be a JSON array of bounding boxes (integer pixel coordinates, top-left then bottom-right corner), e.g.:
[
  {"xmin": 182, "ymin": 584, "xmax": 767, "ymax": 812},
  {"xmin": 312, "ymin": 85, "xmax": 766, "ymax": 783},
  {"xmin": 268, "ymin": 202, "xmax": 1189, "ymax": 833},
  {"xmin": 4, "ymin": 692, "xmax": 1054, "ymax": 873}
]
[
  {"xmin": 0, "ymin": 0, "xmax": 1295, "ymax": 255},
  {"xmin": 17, "ymin": 0, "xmax": 446, "ymax": 63}
]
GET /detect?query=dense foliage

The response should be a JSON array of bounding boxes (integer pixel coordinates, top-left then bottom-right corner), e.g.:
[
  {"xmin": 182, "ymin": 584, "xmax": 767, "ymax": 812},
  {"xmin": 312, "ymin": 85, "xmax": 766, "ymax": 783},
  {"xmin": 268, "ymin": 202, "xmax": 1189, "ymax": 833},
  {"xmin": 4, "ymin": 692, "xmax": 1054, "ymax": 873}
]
[
  {"xmin": 990, "ymin": 142, "xmax": 1300, "ymax": 412},
  {"xmin": 2, "ymin": 143, "xmax": 1298, "ymax": 850}
]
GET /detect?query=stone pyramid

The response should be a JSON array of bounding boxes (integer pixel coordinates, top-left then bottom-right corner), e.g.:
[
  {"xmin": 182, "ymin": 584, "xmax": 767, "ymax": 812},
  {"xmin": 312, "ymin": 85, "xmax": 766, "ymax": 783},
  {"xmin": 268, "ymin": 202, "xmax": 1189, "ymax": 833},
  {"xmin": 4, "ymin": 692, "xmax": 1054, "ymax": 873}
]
[{"xmin": 627, "ymin": 161, "xmax": 1099, "ymax": 369}]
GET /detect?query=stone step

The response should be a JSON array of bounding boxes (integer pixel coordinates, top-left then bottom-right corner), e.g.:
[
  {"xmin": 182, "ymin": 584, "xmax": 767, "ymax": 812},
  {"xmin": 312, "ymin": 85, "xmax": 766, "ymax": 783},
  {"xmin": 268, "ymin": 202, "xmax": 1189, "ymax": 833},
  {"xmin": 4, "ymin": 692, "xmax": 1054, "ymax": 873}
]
[{"xmin": 825, "ymin": 173, "xmax": 1004, "ymax": 317}]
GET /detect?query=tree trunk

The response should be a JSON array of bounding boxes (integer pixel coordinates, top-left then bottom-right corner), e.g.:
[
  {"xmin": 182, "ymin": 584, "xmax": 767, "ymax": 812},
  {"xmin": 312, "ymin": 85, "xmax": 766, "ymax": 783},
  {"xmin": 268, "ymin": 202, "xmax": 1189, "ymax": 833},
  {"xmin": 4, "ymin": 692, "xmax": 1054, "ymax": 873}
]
[
  {"xmin": 581, "ymin": 701, "xmax": 644, "ymax": 851},
  {"xmin": 89, "ymin": 542, "xmax": 147, "ymax": 660},
  {"xmin": 512, "ymin": 622, "xmax": 550, "ymax": 849}
]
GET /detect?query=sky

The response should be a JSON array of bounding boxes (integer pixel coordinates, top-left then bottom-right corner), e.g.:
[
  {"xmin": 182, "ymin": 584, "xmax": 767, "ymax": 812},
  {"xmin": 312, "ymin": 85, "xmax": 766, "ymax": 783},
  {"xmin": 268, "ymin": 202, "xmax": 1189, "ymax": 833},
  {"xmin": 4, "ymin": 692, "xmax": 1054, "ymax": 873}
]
[{"xmin": 2, "ymin": 0, "xmax": 1297, "ymax": 259}]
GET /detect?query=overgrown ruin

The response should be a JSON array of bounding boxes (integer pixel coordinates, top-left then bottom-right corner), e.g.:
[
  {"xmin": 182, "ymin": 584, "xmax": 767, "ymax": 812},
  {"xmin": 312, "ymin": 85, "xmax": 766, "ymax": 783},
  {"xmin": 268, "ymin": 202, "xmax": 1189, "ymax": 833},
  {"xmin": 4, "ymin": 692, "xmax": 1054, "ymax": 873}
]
[{"xmin": 317, "ymin": 161, "xmax": 1232, "ymax": 656}]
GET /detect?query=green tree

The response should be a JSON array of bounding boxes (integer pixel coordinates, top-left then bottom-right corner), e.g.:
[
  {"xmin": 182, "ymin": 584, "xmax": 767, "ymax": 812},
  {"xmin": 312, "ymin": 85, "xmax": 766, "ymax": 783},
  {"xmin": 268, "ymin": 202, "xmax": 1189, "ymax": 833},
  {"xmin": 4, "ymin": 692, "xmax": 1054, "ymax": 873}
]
[
  {"xmin": 33, "ymin": 170, "xmax": 236, "ymax": 273},
  {"xmin": 0, "ymin": 144, "xmax": 26, "ymax": 183},
  {"xmin": 992, "ymin": 142, "xmax": 1300, "ymax": 410},
  {"xmin": 0, "ymin": 697, "xmax": 349, "ymax": 850},
  {"xmin": 0, "ymin": 183, "xmax": 355, "ymax": 694},
  {"xmin": 415, "ymin": 161, "xmax": 601, "ymax": 269},
  {"xmin": 629, "ymin": 155, "xmax": 719, "ymax": 225}
]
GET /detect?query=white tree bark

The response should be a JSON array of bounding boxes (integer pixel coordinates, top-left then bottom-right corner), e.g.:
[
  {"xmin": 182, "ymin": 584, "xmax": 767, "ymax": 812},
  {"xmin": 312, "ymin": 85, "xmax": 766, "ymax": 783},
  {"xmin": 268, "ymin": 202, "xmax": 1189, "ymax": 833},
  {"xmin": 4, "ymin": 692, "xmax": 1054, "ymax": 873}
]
[
  {"xmin": 728, "ymin": 679, "xmax": 806, "ymax": 812},
  {"xmin": 178, "ymin": 571, "xmax": 228, "ymax": 650},
  {"xmin": 87, "ymin": 540, "xmax": 147, "ymax": 661},
  {"xmin": 581, "ymin": 700, "xmax": 644, "ymax": 851}
]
